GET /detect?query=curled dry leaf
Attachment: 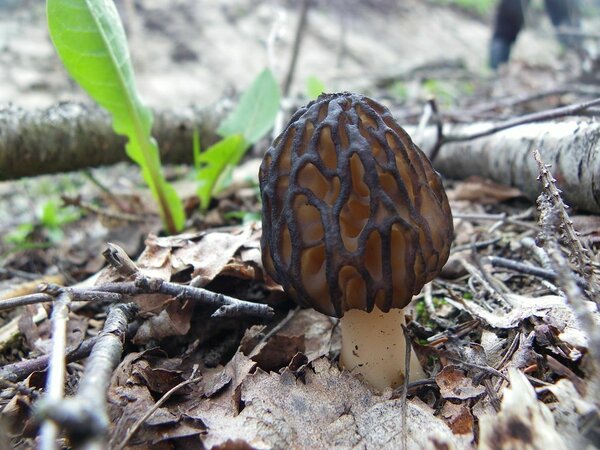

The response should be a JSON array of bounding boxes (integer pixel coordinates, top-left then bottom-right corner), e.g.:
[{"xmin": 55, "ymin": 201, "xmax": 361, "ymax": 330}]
[
  {"xmin": 435, "ymin": 365, "xmax": 486, "ymax": 401},
  {"xmin": 479, "ymin": 329, "xmax": 507, "ymax": 369},
  {"xmin": 133, "ymin": 298, "xmax": 194, "ymax": 343},
  {"xmin": 440, "ymin": 401, "xmax": 475, "ymax": 436},
  {"xmin": 247, "ymin": 333, "xmax": 305, "ymax": 373},
  {"xmin": 133, "ymin": 222, "xmax": 260, "ymax": 286},
  {"xmin": 479, "ymin": 368, "xmax": 567, "ymax": 450},
  {"xmin": 445, "ymin": 293, "xmax": 596, "ymax": 335}
]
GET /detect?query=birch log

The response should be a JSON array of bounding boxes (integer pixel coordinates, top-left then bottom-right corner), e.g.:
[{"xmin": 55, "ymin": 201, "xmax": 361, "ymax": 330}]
[
  {"xmin": 409, "ymin": 119, "xmax": 600, "ymax": 214},
  {"xmin": 0, "ymin": 102, "xmax": 224, "ymax": 180}
]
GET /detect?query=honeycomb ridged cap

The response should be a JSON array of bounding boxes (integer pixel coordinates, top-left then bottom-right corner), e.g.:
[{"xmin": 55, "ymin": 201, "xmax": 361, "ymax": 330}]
[{"xmin": 259, "ymin": 92, "xmax": 453, "ymax": 318}]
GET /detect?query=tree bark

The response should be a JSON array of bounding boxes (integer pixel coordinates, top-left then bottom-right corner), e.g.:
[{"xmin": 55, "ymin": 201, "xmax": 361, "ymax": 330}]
[
  {"xmin": 409, "ymin": 119, "xmax": 600, "ymax": 214},
  {"xmin": 0, "ymin": 102, "xmax": 224, "ymax": 180},
  {"xmin": 3, "ymin": 104, "xmax": 599, "ymax": 214}
]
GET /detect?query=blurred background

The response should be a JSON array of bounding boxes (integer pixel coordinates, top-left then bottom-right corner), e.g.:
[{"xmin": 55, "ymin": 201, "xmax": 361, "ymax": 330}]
[{"xmin": 1, "ymin": 0, "xmax": 598, "ymax": 109}]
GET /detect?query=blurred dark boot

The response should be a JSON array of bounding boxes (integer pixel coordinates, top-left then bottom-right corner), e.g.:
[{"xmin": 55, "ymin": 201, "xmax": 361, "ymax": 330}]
[{"xmin": 490, "ymin": 37, "xmax": 512, "ymax": 69}]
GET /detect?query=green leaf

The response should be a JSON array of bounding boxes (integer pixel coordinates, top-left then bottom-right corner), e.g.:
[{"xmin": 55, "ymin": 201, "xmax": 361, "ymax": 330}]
[
  {"xmin": 40, "ymin": 201, "xmax": 59, "ymax": 229},
  {"xmin": 217, "ymin": 68, "xmax": 280, "ymax": 144},
  {"xmin": 306, "ymin": 75, "xmax": 326, "ymax": 99},
  {"xmin": 39, "ymin": 200, "xmax": 80, "ymax": 229},
  {"xmin": 47, "ymin": 0, "xmax": 184, "ymax": 233},
  {"xmin": 4, "ymin": 223, "xmax": 35, "ymax": 246},
  {"xmin": 195, "ymin": 135, "xmax": 245, "ymax": 209}
]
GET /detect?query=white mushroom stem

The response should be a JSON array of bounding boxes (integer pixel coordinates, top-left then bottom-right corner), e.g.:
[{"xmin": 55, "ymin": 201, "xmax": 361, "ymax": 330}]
[{"xmin": 339, "ymin": 306, "xmax": 425, "ymax": 391}]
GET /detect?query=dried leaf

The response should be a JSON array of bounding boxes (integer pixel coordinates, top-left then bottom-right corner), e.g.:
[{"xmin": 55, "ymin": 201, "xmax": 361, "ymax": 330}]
[
  {"xmin": 435, "ymin": 365, "xmax": 486, "ymax": 400},
  {"xmin": 440, "ymin": 401, "xmax": 475, "ymax": 436},
  {"xmin": 192, "ymin": 357, "xmax": 465, "ymax": 449},
  {"xmin": 446, "ymin": 294, "xmax": 590, "ymax": 330},
  {"xmin": 249, "ymin": 334, "xmax": 305, "ymax": 373},
  {"xmin": 479, "ymin": 369, "xmax": 567, "ymax": 450},
  {"xmin": 175, "ymin": 224, "xmax": 255, "ymax": 286},
  {"xmin": 543, "ymin": 379, "xmax": 598, "ymax": 449},
  {"xmin": 133, "ymin": 298, "xmax": 194, "ymax": 343},
  {"xmin": 480, "ymin": 330, "xmax": 507, "ymax": 369},
  {"xmin": 449, "ymin": 176, "xmax": 523, "ymax": 205}
]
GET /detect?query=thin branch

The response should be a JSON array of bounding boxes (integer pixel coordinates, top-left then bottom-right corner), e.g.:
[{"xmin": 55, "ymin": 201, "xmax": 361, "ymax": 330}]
[
  {"xmin": 533, "ymin": 148, "xmax": 597, "ymax": 294},
  {"xmin": 534, "ymin": 149, "xmax": 600, "ymax": 397},
  {"xmin": 485, "ymin": 255, "xmax": 588, "ymax": 289},
  {"xmin": 37, "ymin": 290, "xmax": 72, "ymax": 450},
  {"xmin": 0, "ymin": 336, "xmax": 97, "ymax": 384},
  {"xmin": 37, "ymin": 304, "xmax": 138, "ymax": 450},
  {"xmin": 429, "ymin": 97, "xmax": 600, "ymax": 157},
  {"xmin": 282, "ymin": 0, "xmax": 312, "ymax": 97},
  {"xmin": 426, "ymin": 98, "xmax": 444, "ymax": 162},
  {"xmin": 95, "ymin": 276, "xmax": 274, "ymax": 318},
  {"xmin": 445, "ymin": 97, "xmax": 600, "ymax": 143},
  {"xmin": 0, "ymin": 293, "xmax": 54, "ymax": 311},
  {"xmin": 62, "ymin": 195, "xmax": 146, "ymax": 224}
]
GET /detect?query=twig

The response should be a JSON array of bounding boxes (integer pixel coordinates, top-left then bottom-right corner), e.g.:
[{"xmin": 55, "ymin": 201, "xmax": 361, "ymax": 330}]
[
  {"xmin": 113, "ymin": 366, "xmax": 202, "ymax": 450},
  {"xmin": 429, "ymin": 97, "xmax": 600, "ymax": 157},
  {"xmin": 534, "ymin": 150, "xmax": 600, "ymax": 396},
  {"xmin": 37, "ymin": 304, "xmax": 138, "ymax": 450},
  {"xmin": 448, "ymin": 97, "xmax": 600, "ymax": 141},
  {"xmin": 0, "ymin": 293, "xmax": 54, "ymax": 311},
  {"xmin": 0, "ymin": 336, "xmax": 97, "ymax": 384},
  {"xmin": 62, "ymin": 195, "xmax": 146, "ymax": 224},
  {"xmin": 454, "ymin": 87, "xmax": 599, "ymax": 119},
  {"xmin": 81, "ymin": 170, "xmax": 132, "ymax": 214},
  {"xmin": 445, "ymin": 355, "xmax": 508, "ymax": 381},
  {"xmin": 282, "ymin": 0, "xmax": 312, "ymax": 97},
  {"xmin": 452, "ymin": 211, "xmax": 538, "ymax": 233},
  {"xmin": 521, "ymin": 236, "xmax": 553, "ymax": 271},
  {"xmin": 100, "ymin": 244, "xmax": 274, "ymax": 318},
  {"xmin": 2, "ymin": 276, "xmax": 273, "ymax": 320},
  {"xmin": 427, "ymin": 98, "xmax": 444, "ymax": 162},
  {"xmin": 485, "ymin": 255, "xmax": 588, "ymax": 289},
  {"xmin": 422, "ymin": 283, "xmax": 452, "ymax": 328},
  {"xmin": 0, "ymin": 287, "xmax": 128, "ymax": 314},
  {"xmin": 37, "ymin": 290, "xmax": 72, "ymax": 450},
  {"xmin": 451, "ymin": 236, "xmax": 501, "ymax": 253},
  {"xmin": 0, "ymin": 267, "xmax": 41, "ymax": 280},
  {"xmin": 533, "ymin": 148, "xmax": 597, "ymax": 295},
  {"xmin": 96, "ymin": 276, "xmax": 274, "ymax": 318},
  {"xmin": 249, "ymin": 306, "xmax": 300, "ymax": 357}
]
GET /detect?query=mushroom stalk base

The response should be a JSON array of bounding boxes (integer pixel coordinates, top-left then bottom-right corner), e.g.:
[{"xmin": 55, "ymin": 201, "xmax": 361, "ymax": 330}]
[{"xmin": 339, "ymin": 306, "xmax": 425, "ymax": 391}]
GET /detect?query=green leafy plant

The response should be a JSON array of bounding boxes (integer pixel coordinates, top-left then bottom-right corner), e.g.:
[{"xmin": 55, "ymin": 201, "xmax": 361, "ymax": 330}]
[
  {"xmin": 47, "ymin": 0, "xmax": 185, "ymax": 233},
  {"xmin": 389, "ymin": 80, "xmax": 409, "ymax": 102},
  {"xmin": 422, "ymin": 79, "xmax": 454, "ymax": 106},
  {"xmin": 431, "ymin": 0, "xmax": 495, "ymax": 16},
  {"xmin": 217, "ymin": 68, "xmax": 280, "ymax": 145},
  {"xmin": 3, "ymin": 200, "xmax": 81, "ymax": 252},
  {"xmin": 305, "ymin": 75, "xmax": 326, "ymax": 99},
  {"xmin": 195, "ymin": 68, "xmax": 280, "ymax": 209}
]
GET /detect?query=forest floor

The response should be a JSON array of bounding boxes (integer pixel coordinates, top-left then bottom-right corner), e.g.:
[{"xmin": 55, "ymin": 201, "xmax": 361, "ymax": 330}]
[{"xmin": 1, "ymin": 0, "xmax": 600, "ymax": 449}]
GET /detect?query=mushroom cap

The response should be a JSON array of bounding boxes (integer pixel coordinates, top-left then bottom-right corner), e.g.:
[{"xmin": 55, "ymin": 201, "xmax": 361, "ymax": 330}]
[{"xmin": 259, "ymin": 92, "xmax": 453, "ymax": 318}]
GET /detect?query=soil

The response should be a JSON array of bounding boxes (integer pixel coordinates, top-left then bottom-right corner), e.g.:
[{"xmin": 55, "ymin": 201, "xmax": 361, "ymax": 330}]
[{"xmin": 0, "ymin": 0, "xmax": 562, "ymax": 109}]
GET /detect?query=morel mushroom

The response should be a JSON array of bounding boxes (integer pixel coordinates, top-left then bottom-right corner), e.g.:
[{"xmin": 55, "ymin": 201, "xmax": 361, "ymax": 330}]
[{"xmin": 259, "ymin": 92, "xmax": 453, "ymax": 391}]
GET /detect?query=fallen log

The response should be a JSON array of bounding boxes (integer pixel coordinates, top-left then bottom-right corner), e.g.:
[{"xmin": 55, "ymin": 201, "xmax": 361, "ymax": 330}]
[
  {"xmin": 409, "ymin": 119, "xmax": 600, "ymax": 214},
  {"xmin": 0, "ymin": 102, "xmax": 224, "ymax": 180},
  {"xmin": 2, "ymin": 103, "xmax": 599, "ymax": 214}
]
